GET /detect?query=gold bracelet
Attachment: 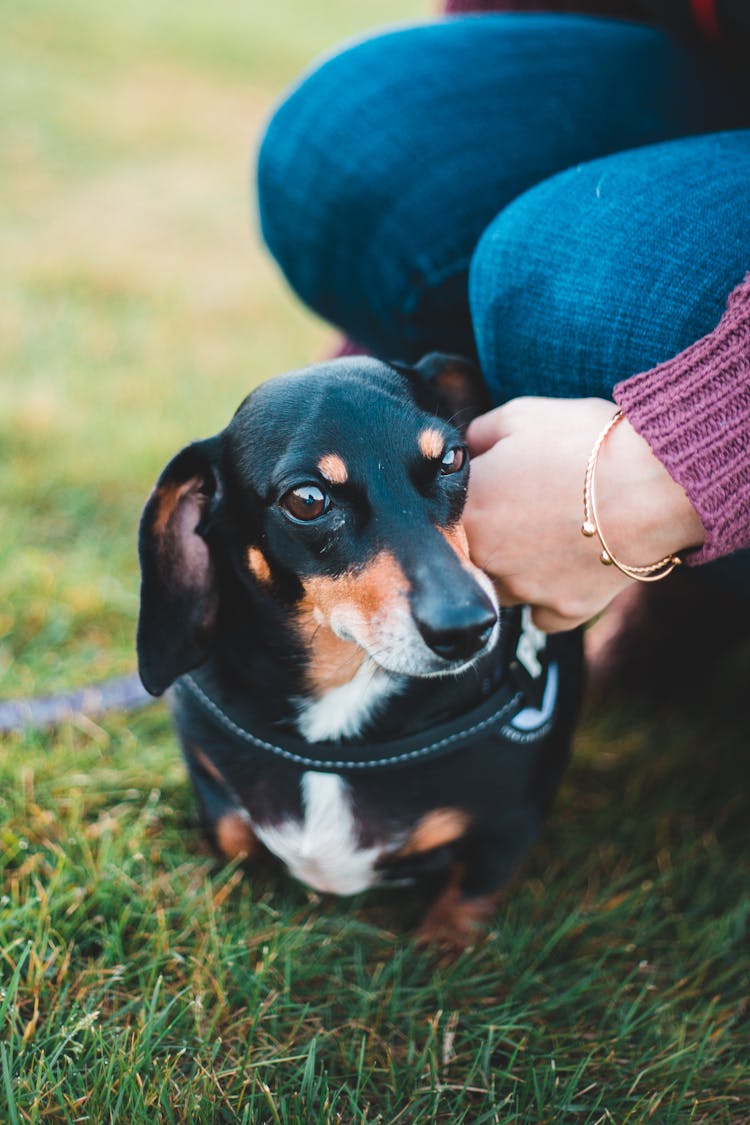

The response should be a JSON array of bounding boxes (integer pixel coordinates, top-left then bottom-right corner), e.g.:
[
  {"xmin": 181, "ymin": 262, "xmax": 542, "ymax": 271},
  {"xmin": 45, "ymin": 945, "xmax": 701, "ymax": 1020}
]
[{"xmin": 581, "ymin": 410, "xmax": 682, "ymax": 582}]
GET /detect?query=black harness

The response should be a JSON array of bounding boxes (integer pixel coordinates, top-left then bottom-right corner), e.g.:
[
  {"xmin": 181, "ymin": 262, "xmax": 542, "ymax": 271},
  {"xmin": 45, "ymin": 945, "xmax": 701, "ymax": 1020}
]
[{"xmin": 173, "ymin": 608, "xmax": 564, "ymax": 774}]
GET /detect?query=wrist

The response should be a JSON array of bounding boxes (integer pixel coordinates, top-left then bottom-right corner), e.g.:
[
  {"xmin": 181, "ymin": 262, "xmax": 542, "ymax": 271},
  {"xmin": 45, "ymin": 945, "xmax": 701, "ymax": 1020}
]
[{"xmin": 594, "ymin": 411, "xmax": 705, "ymax": 566}]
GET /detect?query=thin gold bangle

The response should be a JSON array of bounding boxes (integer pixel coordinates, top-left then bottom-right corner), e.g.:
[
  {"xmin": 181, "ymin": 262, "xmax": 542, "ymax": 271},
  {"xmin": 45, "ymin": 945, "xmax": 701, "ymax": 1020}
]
[{"xmin": 581, "ymin": 410, "xmax": 682, "ymax": 582}]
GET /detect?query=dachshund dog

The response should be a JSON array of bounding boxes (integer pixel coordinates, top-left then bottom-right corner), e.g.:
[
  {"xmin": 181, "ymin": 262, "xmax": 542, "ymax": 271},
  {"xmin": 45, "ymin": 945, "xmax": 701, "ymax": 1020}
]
[{"xmin": 137, "ymin": 354, "xmax": 582, "ymax": 949}]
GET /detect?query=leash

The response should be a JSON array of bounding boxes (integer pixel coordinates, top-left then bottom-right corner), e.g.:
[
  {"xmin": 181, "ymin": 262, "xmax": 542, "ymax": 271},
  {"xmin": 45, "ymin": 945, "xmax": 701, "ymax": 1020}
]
[
  {"xmin": 0, "ymin": 610, "xmax": 558, "ymax": 760},
  {"xmin": 0, "ymin": 673, "xmax": 152, "ymax": 735}
]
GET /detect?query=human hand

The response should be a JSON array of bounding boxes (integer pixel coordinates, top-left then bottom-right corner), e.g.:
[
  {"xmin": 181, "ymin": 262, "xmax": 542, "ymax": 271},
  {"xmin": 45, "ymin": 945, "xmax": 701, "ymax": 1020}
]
[{"xmin": 464, "ymin": 397, "xmax": 705, "ymax": 632}]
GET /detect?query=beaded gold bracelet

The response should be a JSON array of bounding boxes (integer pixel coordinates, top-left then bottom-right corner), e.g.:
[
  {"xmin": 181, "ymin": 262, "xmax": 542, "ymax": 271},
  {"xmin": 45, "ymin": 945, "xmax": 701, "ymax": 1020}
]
[{"xmin": 581, "ymin": 410, "xmax": 682, "ymax": 582}]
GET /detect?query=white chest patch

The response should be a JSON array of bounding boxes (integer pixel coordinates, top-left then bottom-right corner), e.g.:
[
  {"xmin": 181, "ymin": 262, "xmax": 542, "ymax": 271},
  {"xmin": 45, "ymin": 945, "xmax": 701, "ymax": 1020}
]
[
  {"xmin": 252, "ymin": 772, "xmax": 383, "ymax": 895},
  {"xmin": 295, "ymin": 659, "xmax": 399, "ymax": 743}
]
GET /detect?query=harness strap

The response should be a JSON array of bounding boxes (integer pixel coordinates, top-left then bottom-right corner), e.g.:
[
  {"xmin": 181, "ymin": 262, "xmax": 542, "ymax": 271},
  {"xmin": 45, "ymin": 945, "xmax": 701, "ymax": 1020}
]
[
  {"xmin": 174, "ymin": 608, "xmax": 558, "ymax": 772},
  {"xmin": 176, "ymin": 671, "xmax": 525, "ymax": 771}
]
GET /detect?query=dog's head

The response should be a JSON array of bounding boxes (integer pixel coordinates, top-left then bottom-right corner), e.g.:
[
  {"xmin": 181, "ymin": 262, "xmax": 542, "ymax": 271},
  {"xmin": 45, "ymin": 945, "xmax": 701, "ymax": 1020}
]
[{"xmin": 137, "ymin": 353, "xmax": 498, "ymax": 699}]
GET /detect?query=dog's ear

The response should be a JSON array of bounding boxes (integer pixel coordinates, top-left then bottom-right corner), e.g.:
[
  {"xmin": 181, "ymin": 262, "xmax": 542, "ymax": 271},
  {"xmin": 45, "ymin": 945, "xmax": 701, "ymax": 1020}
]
[
  {"xmin": 137, "ymin": 437, "xmax": 223, "ymax": 696},
  {"xmin": 394, "ymin": 352, "xmax": 491, "ymax": 434}
]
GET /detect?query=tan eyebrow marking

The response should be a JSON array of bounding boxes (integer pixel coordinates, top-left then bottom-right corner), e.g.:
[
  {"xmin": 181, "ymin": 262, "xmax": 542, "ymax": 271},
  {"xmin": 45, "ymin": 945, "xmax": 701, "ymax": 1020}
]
[
  {"xmin": 247, "ymin": 546, "xmax": 272, "ymax": 584},
  {"xmin": 318, "ymin": 453, "xmax": 348, "ymax": 484},
  {"xmin": 418, "ymin": 428, "xmax": 444, "ymax": 460}
]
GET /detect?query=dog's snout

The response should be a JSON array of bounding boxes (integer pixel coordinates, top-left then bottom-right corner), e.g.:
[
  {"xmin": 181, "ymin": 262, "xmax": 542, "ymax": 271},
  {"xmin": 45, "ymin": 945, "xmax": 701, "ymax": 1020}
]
[{"xmin": 414, "ymin": 596, "xmax": 497, "ymax": 662}]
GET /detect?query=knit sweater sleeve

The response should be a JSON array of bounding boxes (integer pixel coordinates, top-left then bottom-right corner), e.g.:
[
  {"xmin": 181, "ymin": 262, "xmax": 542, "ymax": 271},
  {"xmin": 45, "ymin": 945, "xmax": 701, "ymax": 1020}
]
[
  {"xmin": 440, "ymin": 1, "xmax": 749, "ymax": 53},
  {"xmin": 613, "ymin": 275, "xmax": 750, "ymax": 566}
]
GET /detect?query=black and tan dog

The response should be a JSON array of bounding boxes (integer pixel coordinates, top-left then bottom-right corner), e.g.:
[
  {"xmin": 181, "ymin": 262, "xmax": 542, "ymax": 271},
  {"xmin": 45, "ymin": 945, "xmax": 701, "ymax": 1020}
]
[{"xmin": 137, "ymin": 354, "xmax": 582, "ymax": 948}]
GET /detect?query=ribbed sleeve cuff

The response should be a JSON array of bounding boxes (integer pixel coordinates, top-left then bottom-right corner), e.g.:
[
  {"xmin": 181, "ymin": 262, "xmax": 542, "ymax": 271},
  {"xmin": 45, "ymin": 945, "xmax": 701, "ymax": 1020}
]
[{"xmin": 613, "ymin": 274, "xmax": 750, "ymax": 566}]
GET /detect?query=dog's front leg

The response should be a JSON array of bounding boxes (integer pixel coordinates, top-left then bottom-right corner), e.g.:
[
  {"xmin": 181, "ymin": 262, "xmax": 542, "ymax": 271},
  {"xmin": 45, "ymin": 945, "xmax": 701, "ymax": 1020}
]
[
  {"xmin": 415, "ymin": 826, "xmax": 536, "ymax": 954},
  {"xmin": 184, "ymin": 744, "xmax": 260, "ymax": 863},
  {"xmin": 415, "ymin": 865, "xmax": 500, "ymax": 954}
]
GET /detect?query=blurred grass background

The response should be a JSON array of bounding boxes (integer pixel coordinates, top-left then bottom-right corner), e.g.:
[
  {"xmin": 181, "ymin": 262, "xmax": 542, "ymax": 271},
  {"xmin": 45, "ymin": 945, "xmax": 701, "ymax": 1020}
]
[
  {"xmin": 1, "ymin": 1, "xmax": 749, "ymax": 1121},
  {"xmin": 1, "ymin": 0, "xmax": 425, "ymax": 698}
]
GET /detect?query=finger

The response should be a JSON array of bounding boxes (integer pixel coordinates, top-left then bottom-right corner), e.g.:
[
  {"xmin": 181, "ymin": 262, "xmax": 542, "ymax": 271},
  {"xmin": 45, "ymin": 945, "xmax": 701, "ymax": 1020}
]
[
  {"xmin": 466, "ymin": 407, "xmax": 513, "ymax": 455},
  {"xmin": 530, "ymin": 605, "xmax": 585, "ymax": 634}
]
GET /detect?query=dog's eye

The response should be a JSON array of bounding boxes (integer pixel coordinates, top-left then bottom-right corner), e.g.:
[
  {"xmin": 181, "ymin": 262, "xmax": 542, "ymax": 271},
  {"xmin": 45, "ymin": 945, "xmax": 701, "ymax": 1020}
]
[
  {"xmin": 440, "ymin": 446, "xmax": 466, "ymax": 475},
  {"xmin": 280, "ymin": 484, "xmax": 330, "ymax": 522}
]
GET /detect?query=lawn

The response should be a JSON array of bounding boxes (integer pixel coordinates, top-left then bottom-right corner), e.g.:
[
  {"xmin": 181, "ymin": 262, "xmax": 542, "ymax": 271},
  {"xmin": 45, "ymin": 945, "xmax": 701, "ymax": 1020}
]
[{"xmin": 2, "ymin": 2, "xmax": 749, "ymax": 1122}]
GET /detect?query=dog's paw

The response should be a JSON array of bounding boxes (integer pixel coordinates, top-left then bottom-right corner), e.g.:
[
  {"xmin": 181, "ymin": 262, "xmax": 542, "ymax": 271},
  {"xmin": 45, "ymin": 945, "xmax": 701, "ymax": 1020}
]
[{"xmin": 415, "ymin": 880, "xmax": 496, "ymax": 958}]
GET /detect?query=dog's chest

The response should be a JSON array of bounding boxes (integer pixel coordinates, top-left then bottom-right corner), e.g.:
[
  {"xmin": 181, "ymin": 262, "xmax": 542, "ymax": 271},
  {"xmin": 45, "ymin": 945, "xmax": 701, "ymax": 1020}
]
[
  {"xmin": 252, "ymin": 771, "xmax": 390, "ymax": 895},
  {"xmin": 294, "ymin": 661, "xmax": 397, "ymax": 742}
]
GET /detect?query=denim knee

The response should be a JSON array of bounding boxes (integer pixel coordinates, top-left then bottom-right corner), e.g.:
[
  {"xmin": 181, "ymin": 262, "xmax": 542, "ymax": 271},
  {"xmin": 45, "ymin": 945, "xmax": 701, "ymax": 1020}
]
[
  {"xmin": 469, "ymin": 133, "xmax": 750, "ymax": 405},
  {"xmin": 258, "ymin": 39, "xmax": 379, "ymax": 324},
  {"xmin": 257, "ymin": 28, "xmax": 446, "ymax": 356}
]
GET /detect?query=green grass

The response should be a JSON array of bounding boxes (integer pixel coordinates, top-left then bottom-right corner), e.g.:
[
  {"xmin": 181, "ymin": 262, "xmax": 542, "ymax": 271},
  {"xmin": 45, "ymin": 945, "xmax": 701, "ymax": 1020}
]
[
  {"xmin": 3, "ymin": 691, "xmax": 749, "ymax": 1122},
  {"xmin": 2, "ymin": 2, "xmax": 749, "ymax": 1121}
]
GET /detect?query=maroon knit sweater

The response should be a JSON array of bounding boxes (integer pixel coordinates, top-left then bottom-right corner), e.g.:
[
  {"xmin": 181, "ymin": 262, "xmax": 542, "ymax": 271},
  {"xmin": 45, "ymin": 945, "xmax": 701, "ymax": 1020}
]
[
  {"xmin": 444, "ymin": 0, "xmax": 748, "ymax": 53},
  {"xmin": 614, "ymin": 276, "xmax": 750, "ymax": 565},
  {"xmin": 443, "ymin": 0, "xmax": 750, "ymax": 565}
]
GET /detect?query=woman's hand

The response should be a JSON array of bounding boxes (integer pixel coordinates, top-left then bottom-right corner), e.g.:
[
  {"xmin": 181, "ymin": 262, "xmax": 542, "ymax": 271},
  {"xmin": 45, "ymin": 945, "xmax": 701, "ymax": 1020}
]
[{"xmin": 464, "ymin": 396, "xmax": 705, "ymax": 632}]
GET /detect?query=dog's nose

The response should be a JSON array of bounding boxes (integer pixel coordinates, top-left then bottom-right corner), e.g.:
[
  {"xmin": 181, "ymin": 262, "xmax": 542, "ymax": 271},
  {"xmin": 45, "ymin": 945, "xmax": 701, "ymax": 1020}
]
[{"xmin": 415, "ymin": 599, "xmax": 497, "ymax": 662}]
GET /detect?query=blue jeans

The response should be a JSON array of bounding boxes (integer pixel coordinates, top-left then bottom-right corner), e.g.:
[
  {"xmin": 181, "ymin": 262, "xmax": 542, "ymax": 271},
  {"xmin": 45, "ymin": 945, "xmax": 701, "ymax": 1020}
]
[{"xmin": 257, "ymin": 15, "xmax": 750, "ymax": 584}]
